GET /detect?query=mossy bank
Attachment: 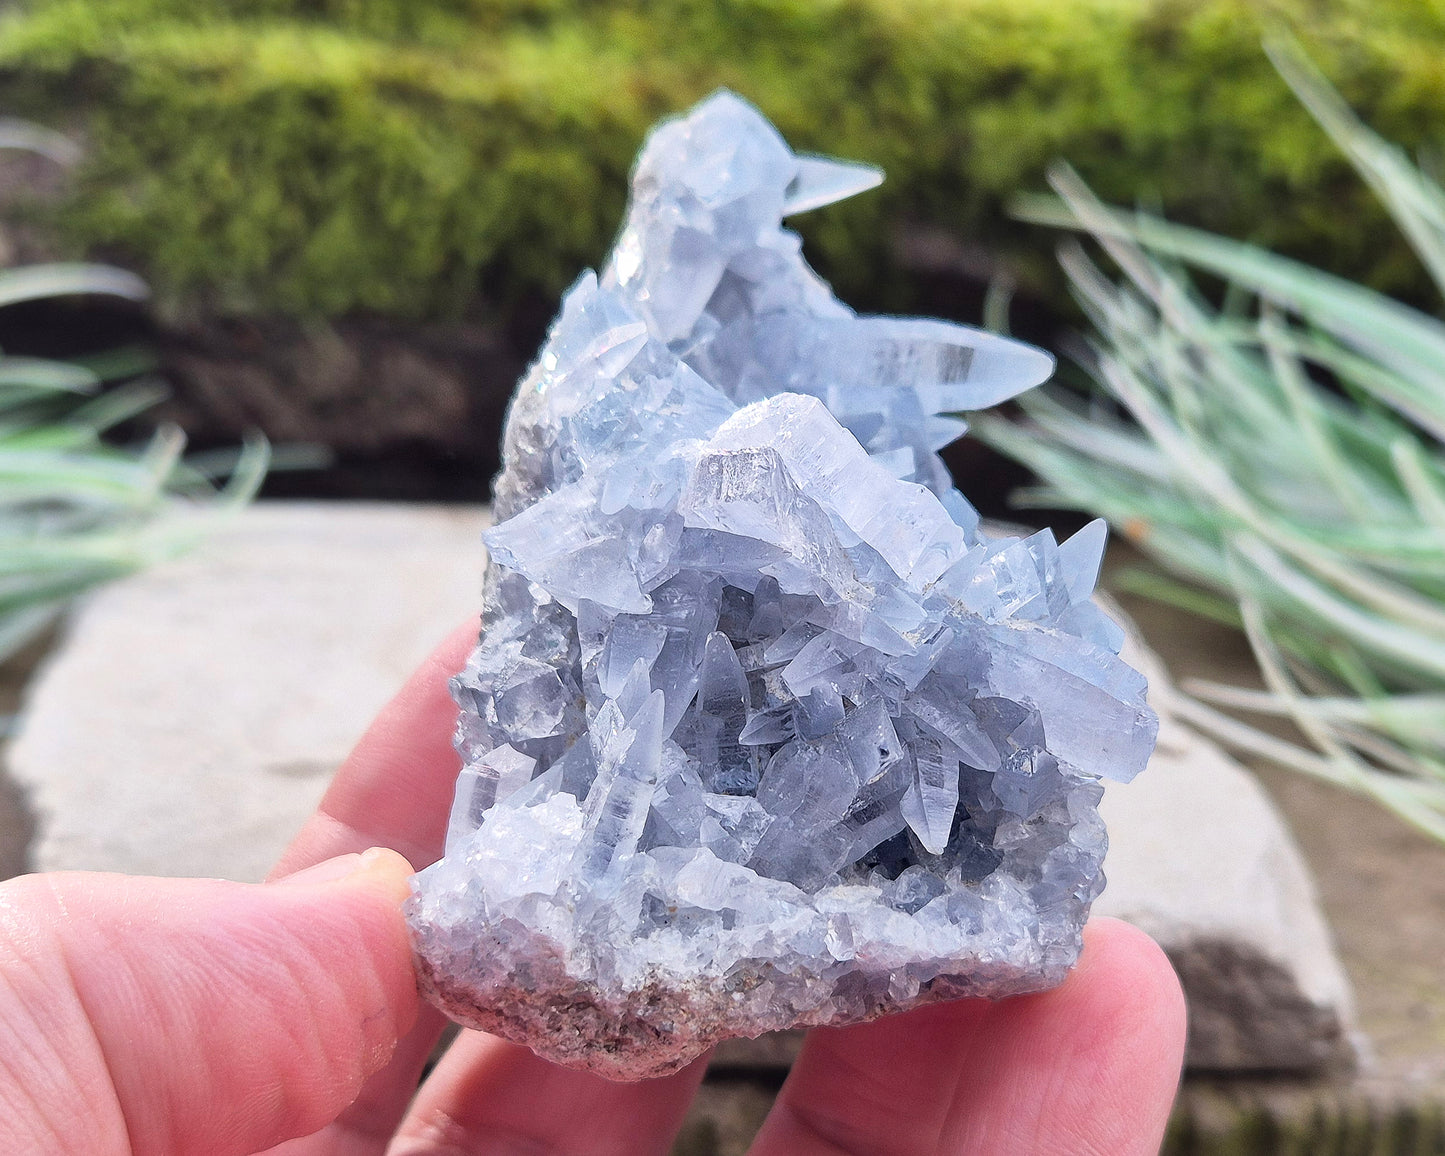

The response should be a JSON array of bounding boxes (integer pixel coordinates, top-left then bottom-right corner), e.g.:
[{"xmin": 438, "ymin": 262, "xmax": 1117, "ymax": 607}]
[
  {"xmin": 1, "ymin": 0, "xmax": 1442, "ymax": 492},
  {"xmin": 4, "ymin": 0, "xmax": 1445, "ymax": 323}
]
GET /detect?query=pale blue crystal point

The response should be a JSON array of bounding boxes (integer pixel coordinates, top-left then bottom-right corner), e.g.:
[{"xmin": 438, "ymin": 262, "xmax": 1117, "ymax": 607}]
[{"xmin": 406, "ymin": 91, "xmax": 1158, "ymax": 1080}]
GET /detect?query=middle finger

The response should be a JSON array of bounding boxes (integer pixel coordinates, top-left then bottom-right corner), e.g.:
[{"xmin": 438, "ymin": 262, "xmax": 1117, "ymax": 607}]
[{"xmin": 387, "ymin": 1030, "xmax": 707, "ymax": 1155}]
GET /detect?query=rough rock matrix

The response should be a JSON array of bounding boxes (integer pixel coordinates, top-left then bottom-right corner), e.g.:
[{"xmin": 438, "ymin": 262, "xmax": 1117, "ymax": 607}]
[{"xmin": 406, "ymin": 92, "xmax": 1158, "ymax": 1080}]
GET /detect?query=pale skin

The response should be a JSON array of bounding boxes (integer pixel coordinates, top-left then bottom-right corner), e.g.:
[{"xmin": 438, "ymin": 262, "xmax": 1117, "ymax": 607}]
[{"xmin": 0, "ymin": 623, "xmax": 1187, "ymax": 1155}]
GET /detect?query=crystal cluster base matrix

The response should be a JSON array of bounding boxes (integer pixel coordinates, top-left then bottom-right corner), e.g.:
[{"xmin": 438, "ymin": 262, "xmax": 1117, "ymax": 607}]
[{"xmin": 406, "ymin": 91, "xmax": 1158, "ymax": 1080}]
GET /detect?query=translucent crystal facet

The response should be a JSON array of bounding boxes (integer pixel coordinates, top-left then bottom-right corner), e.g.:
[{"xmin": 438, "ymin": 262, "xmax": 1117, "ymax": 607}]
[{"xmin": 405, "ymin": 91, "xmax": 1158, "ymax": 1080}]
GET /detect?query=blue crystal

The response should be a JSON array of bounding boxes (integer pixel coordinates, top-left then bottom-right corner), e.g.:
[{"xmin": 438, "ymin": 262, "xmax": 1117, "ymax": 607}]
[{"xmin": 407, "ymin": 90, "xmax": 1159, "ymax": 1081}]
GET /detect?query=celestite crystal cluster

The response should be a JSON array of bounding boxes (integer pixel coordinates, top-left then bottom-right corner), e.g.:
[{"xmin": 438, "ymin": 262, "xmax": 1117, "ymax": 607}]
[{"xmin": 405, "ymin": 92, "xmax": 1158, "ymax": 1080}]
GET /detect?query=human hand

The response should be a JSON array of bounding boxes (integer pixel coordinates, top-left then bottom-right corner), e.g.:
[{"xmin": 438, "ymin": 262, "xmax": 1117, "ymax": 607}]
[{"xmin": 0, "ymin": 624, "xmax": 1186, "ymax": 1155}]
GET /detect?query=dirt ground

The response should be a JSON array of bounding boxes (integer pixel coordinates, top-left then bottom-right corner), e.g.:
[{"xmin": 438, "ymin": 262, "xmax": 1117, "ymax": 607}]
[{"xmin": 0, "ymin": 630, "xmax": 46, "ymax": 880}]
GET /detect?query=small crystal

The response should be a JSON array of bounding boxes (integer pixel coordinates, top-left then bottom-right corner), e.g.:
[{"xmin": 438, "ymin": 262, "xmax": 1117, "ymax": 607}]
[{"xmin": 406, "ymin": 91, "xmax": 1158, "ymax": 1080}]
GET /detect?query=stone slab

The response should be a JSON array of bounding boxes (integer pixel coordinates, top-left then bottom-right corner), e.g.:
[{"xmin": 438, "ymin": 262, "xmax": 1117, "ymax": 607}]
[
  {"xmin": 7, "ymin": 502, "xmax": 488, "ymax": 882},
  {"xmin": 5, "ymin": 503, "xmax": 1355, "ymax": 1074},
  {"xmin": 1093, "ymin": 625, "xmax": 1358, "ymax": 1071}
]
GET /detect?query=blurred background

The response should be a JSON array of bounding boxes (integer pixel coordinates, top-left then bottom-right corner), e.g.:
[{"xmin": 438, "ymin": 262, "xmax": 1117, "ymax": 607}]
[
  {"xmin": 1, "ymin": 1, "xmax": 1444, "ymax": 1153},
  {"xmin": 0, "ymin": 0, "xmax": 1441, "ymax": 500}
]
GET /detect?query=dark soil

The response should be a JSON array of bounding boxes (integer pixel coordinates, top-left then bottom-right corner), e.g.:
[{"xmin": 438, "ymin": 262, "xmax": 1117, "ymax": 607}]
[
  {"xmin": 0, "ymin": 631, "xmax": 50, "ymax": 881},
  {"xmin": 0, "ymin": 223, "xmax": 1073, "ymax": 519}
]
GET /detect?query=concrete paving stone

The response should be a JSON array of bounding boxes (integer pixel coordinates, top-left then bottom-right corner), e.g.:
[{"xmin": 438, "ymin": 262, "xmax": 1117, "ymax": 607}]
[
  {"xmin": 1094, "ymin": 622, "xmax": 1358, "ymax": 1072},
  {"xmin": 7, "ymin": 502, "xmax": 488, "ymax": 882},
  {"xmin": 4, "ymin": 503, "xmax": 1357, "ymax": 1075},
  {"xmin": 1095, "ymin": 718, "xmax": 1357, "ymax": 1072}
]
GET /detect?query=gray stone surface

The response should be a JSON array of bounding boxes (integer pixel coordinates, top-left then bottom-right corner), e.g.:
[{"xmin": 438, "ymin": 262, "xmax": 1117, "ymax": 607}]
[
  {"xmin": 4, "ymin": 502, "xmax": 1355, "ymax": 1075},
  {"xmin": 1095, "ymin": 627, "xmax": 1358, "ymax": 1072},
  {"xmin": 7, "ymin": 502, "xmax": 487, "ymax": 882}
]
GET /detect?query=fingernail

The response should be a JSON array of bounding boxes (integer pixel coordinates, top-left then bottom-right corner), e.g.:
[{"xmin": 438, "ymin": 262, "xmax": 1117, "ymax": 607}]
[
  {"xmin": 275, "ymin": 852, "xmax": 367, "ymax": 886},
  {"xmin": 275, "ymin": 847, "xmax": 403, "ymax": 888}
]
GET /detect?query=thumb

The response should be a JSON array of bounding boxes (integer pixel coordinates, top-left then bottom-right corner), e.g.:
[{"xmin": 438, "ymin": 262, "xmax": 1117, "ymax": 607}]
[{"xmin": 0, "ymin": 848, "xmax": 420, "ymax": 1156}]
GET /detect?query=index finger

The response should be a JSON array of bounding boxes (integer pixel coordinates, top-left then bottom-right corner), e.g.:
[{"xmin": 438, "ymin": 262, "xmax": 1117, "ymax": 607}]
[
  {"xmin": 268, "ymin": 618, "xmax": 476, "ymax": 879},
  {"xmin": 258, "ymin": 620, "xmax": 476, "ymax": 1156},
  {"xmin": 748, "ymin": 918, "xmax": 1185, "ymax": 1156}
]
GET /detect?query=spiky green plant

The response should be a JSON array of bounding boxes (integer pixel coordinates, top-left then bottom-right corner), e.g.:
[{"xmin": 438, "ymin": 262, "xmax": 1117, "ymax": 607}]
[
  {"xmin": 0, "ymin": 129, "xmax": 267, "ymax": 668},
  {"xmin": 975, "ymin": 42, "xmax": 1445, "ymax": 842},
  {"xmin": 0, "ymin": 292, "xmax": 268, "ymax": 665}
]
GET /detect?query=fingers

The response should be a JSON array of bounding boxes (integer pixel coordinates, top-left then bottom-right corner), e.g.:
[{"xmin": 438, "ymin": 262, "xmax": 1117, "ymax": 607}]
[
  {"xmin": 261, "ymin": 1006, "xmax": 452, "ymax": 1156},
  {"xmin": 270, "ymin": 619, "xmax": 478, "ymax": 879},
  {"xmin": 0, "ymin": 850, "xmax": 419, "ymax": 1156},
  {"xmin": 749, "ymin": 918, "xmax": 1186, "ymax": 1156},
  {"xmin": 262, "ymin": 621, "xmax": 476, "ymax": 1156},
  {"xmin": 386, "ymin": 1030, "xmax": 708, "ymax": 1156},
  {"xmin": 268, "ymin": 621, "xmax": 705, "ymax": 1156}
]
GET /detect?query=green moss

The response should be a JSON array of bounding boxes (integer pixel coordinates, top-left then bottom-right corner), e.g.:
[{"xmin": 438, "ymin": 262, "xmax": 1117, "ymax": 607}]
[{"xmin": 1, "ymin": 0, "xmax": 1443, "ymax": 320}]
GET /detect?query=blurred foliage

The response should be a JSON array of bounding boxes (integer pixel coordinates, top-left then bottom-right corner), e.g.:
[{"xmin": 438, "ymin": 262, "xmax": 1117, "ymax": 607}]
[
  {"xmin": 0, "ymin": 122, "xmax": 267, "ymax": 667},
  {"xmin": 977, "ymin": 43, "xmax": 1445, "ymax": 840},
  {"xmin": 0, "ymin": 296, "xmax": 268, "ymax": 666},
  {"xmin": 0, "ymin": 0, "xmax": 1443, "ymax": 321}
]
